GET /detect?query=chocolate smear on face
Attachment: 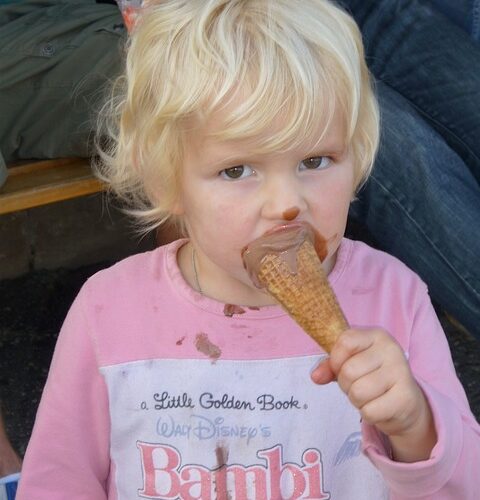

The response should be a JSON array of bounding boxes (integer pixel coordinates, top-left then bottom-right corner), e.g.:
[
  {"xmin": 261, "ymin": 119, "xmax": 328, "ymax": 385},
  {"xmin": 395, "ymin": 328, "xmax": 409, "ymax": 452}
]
[
  {"xmin": 224, "ymin": 304, "xmax": 246, "ymax": 317},
  {"xmin": 195, "ymin": 333, "xmax": 221, "ymax": 360},
  {"xmin": 311, "ymin": 228, "xmax": 335, "ymax": 262},
  {"xmin": 282, "ymin": 206, "xmax": 300, "ymax": 221}
]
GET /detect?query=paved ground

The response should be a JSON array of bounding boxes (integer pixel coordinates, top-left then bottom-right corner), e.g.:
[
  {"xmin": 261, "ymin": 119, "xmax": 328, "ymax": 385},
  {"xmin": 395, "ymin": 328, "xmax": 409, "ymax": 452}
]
[{"xmin": 0, "ymin": 258, "xmax": 479, "ymax": 457}]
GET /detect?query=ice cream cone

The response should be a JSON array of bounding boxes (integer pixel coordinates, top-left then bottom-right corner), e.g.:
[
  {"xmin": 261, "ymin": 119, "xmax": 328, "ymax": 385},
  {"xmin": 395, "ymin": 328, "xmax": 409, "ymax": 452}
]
[{"xmin": 243, "ymin": 225, "xmax": 348, "ymax": 353}]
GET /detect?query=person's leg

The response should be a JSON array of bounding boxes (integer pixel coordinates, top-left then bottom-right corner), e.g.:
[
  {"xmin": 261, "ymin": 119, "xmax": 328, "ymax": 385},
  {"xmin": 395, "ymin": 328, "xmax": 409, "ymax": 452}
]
[
  {"xmin": 340, "ymin": 0, "xmax": 480, "ymax": 183},
  {"xmin": 426, "ymin": 0, "xmax": 480, "ymax": 42},
  {"xmin": 0, "ymin": 0, "xmax": 125, "ymax": 166},
  {"xmin": 349, "ymin": 82, "xmax": 480, "ymax": 339}
]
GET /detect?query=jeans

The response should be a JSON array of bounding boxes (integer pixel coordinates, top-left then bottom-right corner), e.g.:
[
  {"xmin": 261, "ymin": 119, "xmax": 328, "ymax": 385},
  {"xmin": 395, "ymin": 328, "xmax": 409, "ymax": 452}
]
[
  {"xmin": 349, "ymin": 83, "xmax": 480, "ymax": 339},
  {"xmin": 428, "ymin": 0, "xmax": 480, "ymax": 42},
  {"xmin": 342, "ymin": 0, "xmax": 480, "ymax": 338}
]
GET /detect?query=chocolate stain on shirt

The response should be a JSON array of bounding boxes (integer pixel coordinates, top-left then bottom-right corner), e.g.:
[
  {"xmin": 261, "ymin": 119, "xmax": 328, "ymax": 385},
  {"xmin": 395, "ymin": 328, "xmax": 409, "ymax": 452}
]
[
  {"xmin": 223, "ymin": 304, "xmax": 246, "ymax": 317},
  {"xmin": 215, "ymin": 443, "xmax": 229, "ymax": 468},
  {"xmin": 195, "ymin": 333, "xmax": 222, "ymax": 361},
  {"xmin": 214, "ymin": 443, "xmax": 231, "ymax": 500},
  {"xmin": 176, "ymin": 336, "xmax": 186, "ymax": 346}
]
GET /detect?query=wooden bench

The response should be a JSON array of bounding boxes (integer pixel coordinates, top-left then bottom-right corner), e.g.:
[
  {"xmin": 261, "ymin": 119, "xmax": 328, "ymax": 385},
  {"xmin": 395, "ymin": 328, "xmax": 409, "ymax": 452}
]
[{"xmin": 0, "ymin": 158, "xmax": 105, "ymax": 215}]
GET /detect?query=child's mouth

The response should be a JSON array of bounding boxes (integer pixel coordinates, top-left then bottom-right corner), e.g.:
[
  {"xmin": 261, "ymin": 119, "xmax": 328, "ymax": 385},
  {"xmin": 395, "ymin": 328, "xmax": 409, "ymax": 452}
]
[{"xmin": 263, "ymin": 221, "xmax": 309, "ymax": 237}]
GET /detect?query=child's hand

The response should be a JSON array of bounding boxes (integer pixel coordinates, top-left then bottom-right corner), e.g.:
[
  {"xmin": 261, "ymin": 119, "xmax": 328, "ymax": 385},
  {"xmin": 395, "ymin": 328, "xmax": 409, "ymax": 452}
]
[{"xmin": 311, "ymin": 328, "xmax": 437, "ymax": 463}]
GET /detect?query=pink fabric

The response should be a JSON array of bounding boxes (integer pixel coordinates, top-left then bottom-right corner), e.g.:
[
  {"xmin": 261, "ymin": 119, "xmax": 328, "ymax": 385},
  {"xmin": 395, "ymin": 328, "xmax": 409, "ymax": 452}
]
[{"xmin": 17, "ymin": 239, "xmax": 480, "ymax": 499}]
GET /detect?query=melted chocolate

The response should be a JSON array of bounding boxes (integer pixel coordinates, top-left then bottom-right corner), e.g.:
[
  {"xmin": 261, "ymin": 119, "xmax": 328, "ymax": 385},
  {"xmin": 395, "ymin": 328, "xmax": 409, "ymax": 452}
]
[{"xmin": 242, "ymin": 223, "xmax": 320, "ymax": 288}]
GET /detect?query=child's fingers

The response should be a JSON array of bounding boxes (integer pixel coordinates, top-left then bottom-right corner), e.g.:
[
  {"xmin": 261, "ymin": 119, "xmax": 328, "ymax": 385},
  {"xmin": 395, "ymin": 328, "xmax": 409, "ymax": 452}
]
[
  {"xmin": 310, "ymin": 358, "xmax": 336, "ymax": 385},
  {"xmin": 336, "ymin": 346, "xmax": 384, "ymax": 395},
  {"xmin": 358, "ymin": 383, "xmax": 422, "ymax": 436},
  {"xmin": 356, "ymin": 374, "xmax": 425, "ymax": 436},
  {"xmin": 344, "ymin": 366, "xmax": 392, "ymax": 410},
  {"xmin": 358, "ymin": 388, "xmax": 399, "ymax": 428},
  {"xmin": 329, "ymin": 328, "xmax": 377, "ymax": 376},
  {"xmin": 311, "ymin": 329, "xmax": 375, "ymax": 386}
]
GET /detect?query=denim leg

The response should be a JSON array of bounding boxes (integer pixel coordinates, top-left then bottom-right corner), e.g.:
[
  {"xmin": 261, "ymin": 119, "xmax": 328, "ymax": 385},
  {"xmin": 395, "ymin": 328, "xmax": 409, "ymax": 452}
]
[
  {"xmin": 426, "ymin": 0, "xmax": 480, "ymax": 42},
  {"xmin": 474, "ymin": 0, "xmax": 480, "ymax": 41},
  {"xmin": 349, "ymin": 83, "xmax": 480, "ymax": 339},
  {"xmin": 340, "ymin": 0, "xmax": 480, "ymax": 183}
]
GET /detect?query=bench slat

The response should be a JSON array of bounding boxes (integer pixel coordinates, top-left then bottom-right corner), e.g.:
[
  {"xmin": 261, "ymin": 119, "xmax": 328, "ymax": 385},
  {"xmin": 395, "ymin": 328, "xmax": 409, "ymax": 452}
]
[{"xmin": 0, "ymin": 158, "xmax": 105, "ymax": 214}]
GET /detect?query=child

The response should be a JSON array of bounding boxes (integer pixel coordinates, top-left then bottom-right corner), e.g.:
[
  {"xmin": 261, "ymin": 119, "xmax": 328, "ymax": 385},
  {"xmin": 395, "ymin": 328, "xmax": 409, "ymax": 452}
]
[{"xmin": 17, "ymin": 1, "xmax": 480, "ymax": 498}]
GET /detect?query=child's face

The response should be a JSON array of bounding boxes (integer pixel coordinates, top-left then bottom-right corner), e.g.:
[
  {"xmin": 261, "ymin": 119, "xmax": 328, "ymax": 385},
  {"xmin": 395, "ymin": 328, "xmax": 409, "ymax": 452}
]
[{"xmin": 176, "ymin": 108, "xmax": 356, "ymax": 306}]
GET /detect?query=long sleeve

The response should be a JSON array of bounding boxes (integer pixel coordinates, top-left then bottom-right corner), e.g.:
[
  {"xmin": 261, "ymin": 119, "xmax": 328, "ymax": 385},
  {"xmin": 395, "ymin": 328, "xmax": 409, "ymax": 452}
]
[
  {"xmin": 362, "ymin": 286, "xmax": 480, "ymax": 499},
  {"xmin": 16, "ymin": 286, "xmax": 111, "ymax": 500}
]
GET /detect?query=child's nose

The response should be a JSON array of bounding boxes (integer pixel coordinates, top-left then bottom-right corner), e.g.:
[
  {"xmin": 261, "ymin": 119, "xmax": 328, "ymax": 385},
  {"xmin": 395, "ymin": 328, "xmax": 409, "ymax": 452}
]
[{"xmin": 261, "ymin": 177, "xmax": 307, "ymax": 220}]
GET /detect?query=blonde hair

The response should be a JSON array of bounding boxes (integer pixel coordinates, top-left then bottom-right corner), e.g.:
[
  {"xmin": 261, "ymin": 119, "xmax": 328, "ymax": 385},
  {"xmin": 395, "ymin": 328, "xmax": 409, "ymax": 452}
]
[{"xmin": 96, "ymin": 0, "xmax": 379, "ymax": 232}]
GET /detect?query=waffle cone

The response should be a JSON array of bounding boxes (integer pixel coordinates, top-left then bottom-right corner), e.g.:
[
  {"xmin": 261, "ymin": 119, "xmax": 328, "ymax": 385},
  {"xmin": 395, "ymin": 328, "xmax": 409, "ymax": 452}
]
[{"xmin": 257, "ymin": 238, "xmax": 348, "ymax": 353}]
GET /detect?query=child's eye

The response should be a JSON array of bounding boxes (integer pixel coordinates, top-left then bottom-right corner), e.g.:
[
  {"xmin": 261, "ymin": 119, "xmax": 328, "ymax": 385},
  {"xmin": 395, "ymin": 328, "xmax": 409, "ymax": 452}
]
[
  {"xmin": 220, "ymin": 165, "xmax": 254, "ymax": 180},
  {"xmin": 299, "ymin": 156, "xmax": 332, "ymax": 171}
]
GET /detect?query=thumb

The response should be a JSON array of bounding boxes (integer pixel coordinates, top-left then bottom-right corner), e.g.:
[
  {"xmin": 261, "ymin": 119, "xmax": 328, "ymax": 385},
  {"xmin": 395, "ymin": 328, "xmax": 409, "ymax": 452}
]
[{"xmin": 311, "ymin": 357, "xmax": 336, "ymax": 385}]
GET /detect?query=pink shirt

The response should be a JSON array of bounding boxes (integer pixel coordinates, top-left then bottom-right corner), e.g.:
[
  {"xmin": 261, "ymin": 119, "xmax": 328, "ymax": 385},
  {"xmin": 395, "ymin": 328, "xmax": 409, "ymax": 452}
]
[{"xmin": 17, "ymin": 239, "xmax": 480, "ymax": 499}]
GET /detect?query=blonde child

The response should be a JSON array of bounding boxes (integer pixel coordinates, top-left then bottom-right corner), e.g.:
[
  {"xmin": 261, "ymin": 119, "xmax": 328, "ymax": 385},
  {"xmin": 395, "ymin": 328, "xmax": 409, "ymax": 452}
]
[{"xmin": 17, "ymin": 1, "xmax": 480, "ymax": 498}]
